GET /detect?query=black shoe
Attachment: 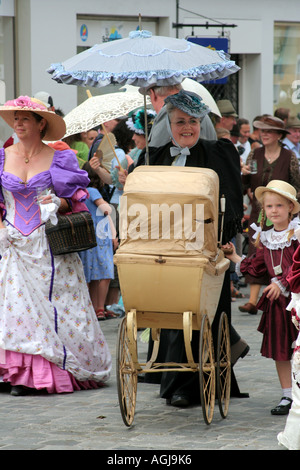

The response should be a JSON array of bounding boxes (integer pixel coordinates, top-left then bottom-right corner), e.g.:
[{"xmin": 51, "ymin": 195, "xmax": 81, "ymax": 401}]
[
  {"xmin": 231, "ymin": 339, "xmax": 250, "ymax": 366},
  {"xmin": 271, "ymin": 397, "xmax": 292, "ymax": 415},
  {"xmin": 10, "ymin": 385, "xmax": 28, "ymax": 397},
  {"xmin": 170, "ymin": 394, "xmax": 190, "ymax": 407}
]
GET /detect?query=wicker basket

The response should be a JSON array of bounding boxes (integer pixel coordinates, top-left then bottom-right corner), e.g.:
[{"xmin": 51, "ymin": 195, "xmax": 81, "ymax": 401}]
[{"xmin": 45, "ymin": 211, "xmax": 97, "ymax": 255}]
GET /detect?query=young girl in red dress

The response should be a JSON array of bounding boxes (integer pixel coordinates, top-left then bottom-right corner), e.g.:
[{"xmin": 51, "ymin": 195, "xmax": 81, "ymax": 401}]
[{"xmin": 223, "ymin": 180, "xmax": 300, "ymax": 415}]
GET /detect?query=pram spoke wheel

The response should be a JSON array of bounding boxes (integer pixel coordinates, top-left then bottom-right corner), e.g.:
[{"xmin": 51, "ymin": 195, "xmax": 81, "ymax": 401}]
[
  {"xmin": 116, "ymin": 317, "xmax": 138, "ymax": 427},
  {"xmin": 199, "ymin": 314, "xmax": 215, "ymax": 425},
  {"xmin": 216, "ymin": 312, "xmax": 231, "ymax": 419}
]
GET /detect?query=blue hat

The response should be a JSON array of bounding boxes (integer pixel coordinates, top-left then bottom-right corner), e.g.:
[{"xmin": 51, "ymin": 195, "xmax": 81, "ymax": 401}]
[{"xmin": 164, "ymin": 89, "xmax": 210, "ymax": 119}]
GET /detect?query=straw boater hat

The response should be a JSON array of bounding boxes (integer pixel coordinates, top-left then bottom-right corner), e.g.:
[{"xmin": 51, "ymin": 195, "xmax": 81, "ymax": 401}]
[
  {"xmin": 0, "ymin": 95, "xmax": 66, "ymax": 141},
  {"xmin": 253, "ymin": 115, "xmax": 290, "ymax": 135},
  {"xmin": 255, "ymin": 180, "xmax": 300, "ymax": 214}
]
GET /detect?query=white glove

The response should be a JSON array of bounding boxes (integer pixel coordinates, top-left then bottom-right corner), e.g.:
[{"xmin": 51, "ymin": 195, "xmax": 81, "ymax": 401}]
[{"xmin": 40, "ymin": 192, "xmax": 61, "ymax": 225}]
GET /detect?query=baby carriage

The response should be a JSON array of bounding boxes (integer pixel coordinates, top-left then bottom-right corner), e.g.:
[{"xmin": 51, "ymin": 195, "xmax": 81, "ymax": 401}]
[{"xmin": 114, "ymin": 166, "xmax": 231, "ymax": 426}]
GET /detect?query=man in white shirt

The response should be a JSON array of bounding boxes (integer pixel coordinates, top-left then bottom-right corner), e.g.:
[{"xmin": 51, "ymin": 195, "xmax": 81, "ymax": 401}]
[
  {"xmin": 282, "ymin": 116, "xmax": 300, "ymax": 164},
  {"xmin": 235, "ymin": 118, "xmax": 251, "ymax": 163}
]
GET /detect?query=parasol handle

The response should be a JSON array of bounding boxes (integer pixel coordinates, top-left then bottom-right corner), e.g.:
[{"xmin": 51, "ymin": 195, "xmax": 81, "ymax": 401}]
[
  {"xmin": 144, "ymin": 94, "xmax": 150, "ymax": 165},
  {"xmin": 86, "ymin": 89, "xmax": 124, "ymax": 173},
  {"xmin": 101, "ymin": 124, "xmax": 124, "ymax": 172}
]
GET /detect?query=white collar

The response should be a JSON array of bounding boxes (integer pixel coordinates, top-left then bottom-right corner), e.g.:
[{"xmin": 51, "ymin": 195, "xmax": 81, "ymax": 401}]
[
  {"xmin": 251, "ymin": 217, "xmax": 300, "ymax": 250},
  {"xmin": 237, "ymin": 140, "xmax": 250, "ymax": 149}
]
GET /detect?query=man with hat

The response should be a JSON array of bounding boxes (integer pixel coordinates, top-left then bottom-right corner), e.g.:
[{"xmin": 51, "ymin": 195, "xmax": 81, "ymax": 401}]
[
  {"xmin": 34, "ymin": 91, "xmax": 55, "ymax": 112},
  {"xmin": 139, "ymin": 83, "xmax": 217, "ymax": 146},
  {"xmin": 215, "ymin": 99, "xmax": 238, "ymax": 132},
  {"xmin": 282, "ymin": 115, "xmax": 300, "ymax": 164},
  {"xmin": 139, "ymin": 84, "xmax": 182, "ymax": 147}
]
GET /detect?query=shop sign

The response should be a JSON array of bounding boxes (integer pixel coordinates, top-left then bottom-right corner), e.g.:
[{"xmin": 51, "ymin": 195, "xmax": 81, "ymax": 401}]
[{"xmin": 187, "ymin": 37, "xmax": 229, "ymax": 84}]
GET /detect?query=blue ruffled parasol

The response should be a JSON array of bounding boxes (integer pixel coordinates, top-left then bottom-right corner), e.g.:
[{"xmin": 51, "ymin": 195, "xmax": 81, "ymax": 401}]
[{"xmin": 48, "ymin": 30, "xmax": 239, "ymax": 88}]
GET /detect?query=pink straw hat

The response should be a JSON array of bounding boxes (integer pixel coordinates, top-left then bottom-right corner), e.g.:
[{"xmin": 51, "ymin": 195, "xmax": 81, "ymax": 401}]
[{"xmin": 0, "ymin": 95, "xmax": 66, "ymax": 141}]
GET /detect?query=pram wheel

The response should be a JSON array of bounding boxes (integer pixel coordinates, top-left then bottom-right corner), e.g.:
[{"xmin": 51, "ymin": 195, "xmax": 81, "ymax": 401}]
[
  {"xmin": 216, "ymin": 312, "xmax": 231, "ymax": 418},
  {"xmin": 116, "ymin": 316, "xmax": 138, "ymax": 427},
  {"xmin": 199, "ymin": 314, "xmax": 215, "ymax": 425}
]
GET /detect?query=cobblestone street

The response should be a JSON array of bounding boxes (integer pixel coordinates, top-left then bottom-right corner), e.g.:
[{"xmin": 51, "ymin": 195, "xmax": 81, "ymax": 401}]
[{"xmin": 0, "ymin": 286, "xmax": 290, "ymax": 452}]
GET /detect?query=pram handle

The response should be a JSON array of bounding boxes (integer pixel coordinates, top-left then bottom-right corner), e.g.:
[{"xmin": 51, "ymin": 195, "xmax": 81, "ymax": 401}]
[{"xmin": 217, "ymin": 194, "xmax": 226, "ymax": 247}]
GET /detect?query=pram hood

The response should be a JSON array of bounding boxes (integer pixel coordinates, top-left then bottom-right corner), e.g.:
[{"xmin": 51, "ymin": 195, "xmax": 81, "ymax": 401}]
[{"xmin": 117, "ymin": 166, "xmax": 221, "ymax": 259}]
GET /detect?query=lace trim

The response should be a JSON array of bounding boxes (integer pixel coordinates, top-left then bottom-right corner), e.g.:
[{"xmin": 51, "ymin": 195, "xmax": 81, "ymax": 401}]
[
  {"xmin": 271, "ymin": 277, "xmax": 289, "ymax": 297},
  {"xmin": 48, "ymin": 61, "xmax": 239, "ymax": 88},
  {"xmin": 251, "ymin": 217, "xmax": 300, "ymax": 250},
  {"xmin": 47, "ymin": 30, "xmax": 239, "ymax": 88},
  {"xmin": 235, "ymin": 255, "xmax": 246, "ymax": 278}
]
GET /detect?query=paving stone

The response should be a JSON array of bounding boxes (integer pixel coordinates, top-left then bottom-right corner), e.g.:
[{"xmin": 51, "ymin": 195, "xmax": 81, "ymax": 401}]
[{"xmin": 0, "ymin": 285, "xmax": 289, "ymax": 451}]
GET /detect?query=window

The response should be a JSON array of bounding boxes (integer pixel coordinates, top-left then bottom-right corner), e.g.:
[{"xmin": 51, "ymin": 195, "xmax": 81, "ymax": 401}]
[{"xmin": 274, "ymin": 22, "xmax": 300, "ymax": 115}]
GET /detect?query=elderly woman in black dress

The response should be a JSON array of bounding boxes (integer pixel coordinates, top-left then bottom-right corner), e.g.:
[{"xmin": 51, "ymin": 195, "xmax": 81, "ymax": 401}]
[{"xmin": 130, "ymin": 90, "xmax": 247, "ymax": 405}]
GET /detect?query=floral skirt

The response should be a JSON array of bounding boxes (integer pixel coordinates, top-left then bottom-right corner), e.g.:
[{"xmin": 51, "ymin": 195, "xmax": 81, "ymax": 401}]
[{"xmin": 0, "ymin": 223, "xmax": 112, "ymax": 391}]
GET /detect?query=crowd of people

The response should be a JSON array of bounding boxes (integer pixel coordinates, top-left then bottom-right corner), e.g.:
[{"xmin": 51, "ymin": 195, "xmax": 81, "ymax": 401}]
[
  {"xmin": 0, "ymin": 86, "xmax": 300, "ymax": 449},
  {"xmin": 206, "ymin": 100, "xmax": 300, "ymax": 449}
]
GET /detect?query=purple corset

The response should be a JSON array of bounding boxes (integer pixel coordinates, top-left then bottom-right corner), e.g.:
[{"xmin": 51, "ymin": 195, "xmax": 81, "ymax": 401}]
[{"xmin": 12, "ymin": 188, "xmax": 42, "ymax": 235}]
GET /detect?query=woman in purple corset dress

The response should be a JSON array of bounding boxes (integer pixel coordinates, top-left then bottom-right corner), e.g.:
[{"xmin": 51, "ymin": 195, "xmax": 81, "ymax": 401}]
[{"xmin": 0, "ymin": 96, "xmax": 112, "ymax": 396}]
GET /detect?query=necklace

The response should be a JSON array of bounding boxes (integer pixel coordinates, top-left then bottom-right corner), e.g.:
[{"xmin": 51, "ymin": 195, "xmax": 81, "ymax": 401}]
[
  {"xmin": 270, "ymin": 247, "xmax": 284, "ymax": 275},
  {"xmin": 18, "ymin": 143, "xmax": 43, "ymax": 163},
  {"xmin": 265, "ymin": 148, "xmax": 280, "ymax": 163},
  {"xmin": 266, "ymin": 154, "xmax": 278, "ymax": 163}
]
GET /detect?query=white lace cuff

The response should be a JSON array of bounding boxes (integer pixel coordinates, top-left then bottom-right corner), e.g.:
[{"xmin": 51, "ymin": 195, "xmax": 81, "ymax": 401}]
[
  {"xmin": 271, "ymin": 277, "xmax": 289, "ymax": 297},
  {"xmin": 235, "ymin": 255, "xmax": 246, "ymax": 277}
]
